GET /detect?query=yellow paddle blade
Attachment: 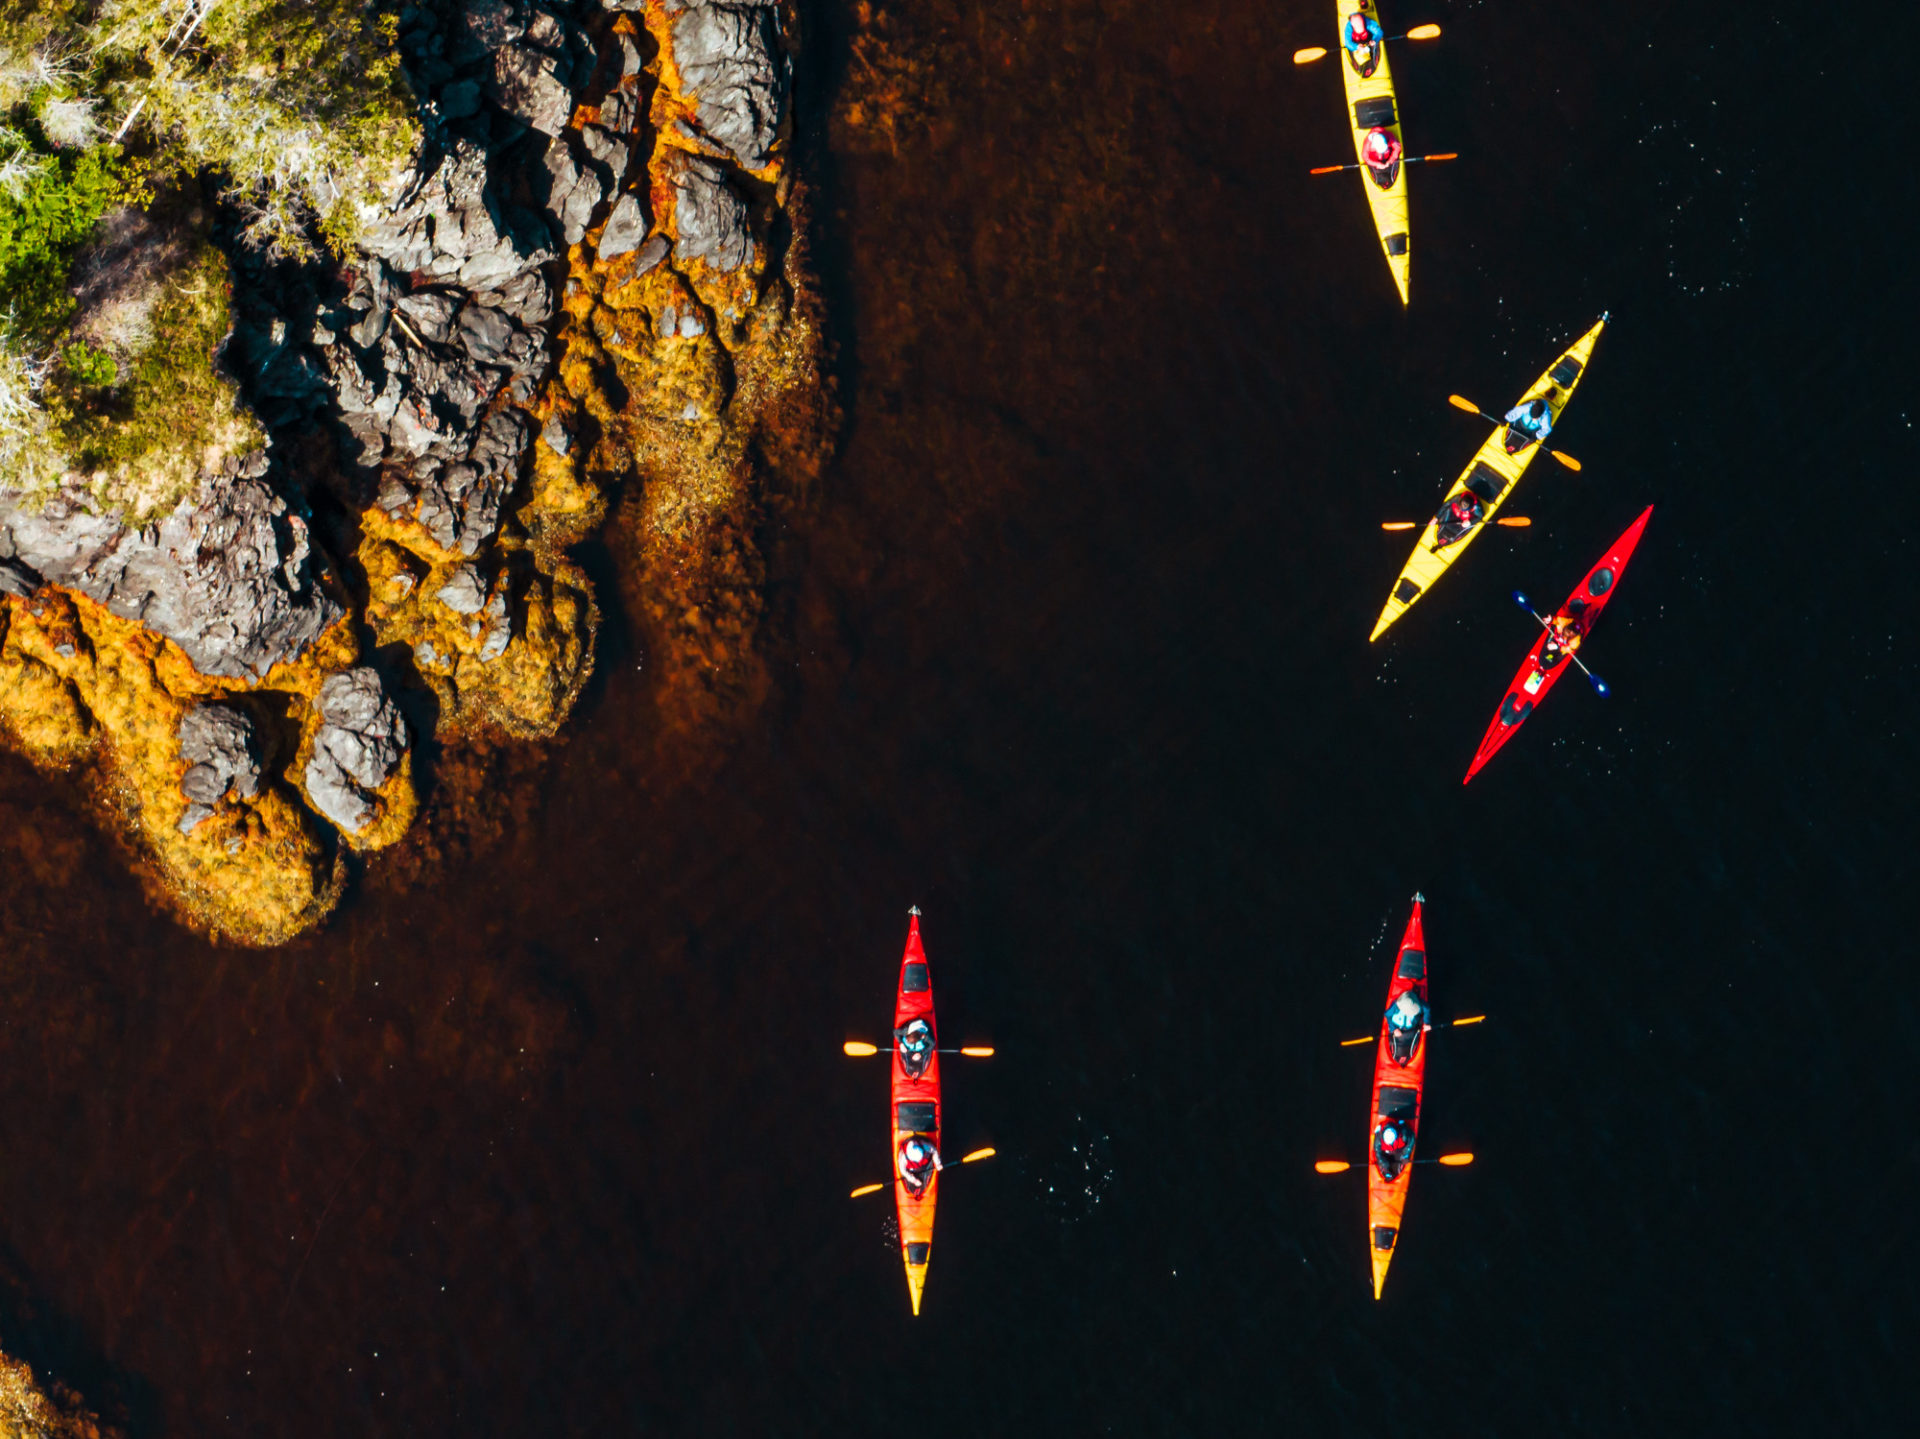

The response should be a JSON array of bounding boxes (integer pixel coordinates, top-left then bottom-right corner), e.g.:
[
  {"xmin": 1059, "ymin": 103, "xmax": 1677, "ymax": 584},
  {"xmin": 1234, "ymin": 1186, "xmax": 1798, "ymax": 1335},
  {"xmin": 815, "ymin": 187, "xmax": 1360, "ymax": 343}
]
[
  {"xmin": 1407, "ymin": 24, "xmax": 1442, "ymax": 40},
  {"xmin": 961, "ymin": 1147, "xmax": 997, "ymax": 1164},
  {"xmin": 1551, "ymin": 450, "xmax": 1583, "ymax": 472},
  {"xmin": 959, "ymin": 1046, "xmax": 995, "ymax": 1057},
  {"xmin": 1438, "ymin": 1152, "xmax": 1475, "ymax": 1167},
  {"xmin": 850, "ymin": 1182, "xmax": 885, "ymax": 1198},
  {"xmin": 1381, "ymin": 522, "xmax": 1418, "ymax": 531},
  {"xmin": 843, "ymin": 1041, "xmax": 879, "ymax": 1057},
  {"xmin": 1495, "ymin": 517, "xmax": 1531, "ymax": 528},
  {"xmin": 1314, "ymin": 1160, "xmax": 1352, "ymax": 1174},
  {"xmin": 1339, "ymin": 1035, "xmax": 1372, "ymax": 1047},
  {"xmin": 1452, "ymin": 1014, "xmax": 1486, "ymax": 1027},
  {"xmin": 1447, "ymin": 394, "xmax": 1481, "ymax": 414},
  {"xmin": 1292, "ymin": 46, "xmax": 1327, "ymax": 64}
]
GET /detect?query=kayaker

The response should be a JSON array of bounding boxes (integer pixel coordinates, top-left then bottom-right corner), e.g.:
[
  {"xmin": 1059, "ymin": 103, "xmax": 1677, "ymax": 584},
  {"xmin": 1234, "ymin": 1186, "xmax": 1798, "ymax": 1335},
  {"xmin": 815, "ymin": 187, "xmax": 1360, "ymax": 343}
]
[
  {"xmin": 1386, "ymin": 990, "xmax": 1428, "ymax": 1064},
  {"xmin": 894, "ymin": 1017, "xmax": 935, "ymax": 1078},
  {"xmin": 1342, "ymin": 10, "xmax": 1384, "ymax": 66},
  {"xmin": 898, "ymin": 1136, "xmax": 943, "ymax": 1193},
  {"xmin": 1362, "ymin": 127, "xmax": 1403, "ymax": 174},
  {"xmin": 1540, "ymin": 614, "xmax": 1583, "ymax": 670},
  {"xmin": 1504, "ymin": 397, "xmax": 1554, "ymax": 452},
  {"xmin": 1375, "ymin": 1121, "xmax": 1413, "ymax": 1179},
  {"xmin": 1435, "ymin": 492, "xmax": 1484, "ymax": 546}
]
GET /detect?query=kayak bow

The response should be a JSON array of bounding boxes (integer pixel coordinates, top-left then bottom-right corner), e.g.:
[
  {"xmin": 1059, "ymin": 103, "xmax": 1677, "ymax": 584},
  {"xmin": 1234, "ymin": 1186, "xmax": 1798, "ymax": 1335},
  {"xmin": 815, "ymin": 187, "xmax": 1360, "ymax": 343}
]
[
  {"xmin": 1368, "ymin": 894, "xmax": 1429, "ymax": 1299},
  {"xmin": 1463, "ymin": 506, "xmax": 1654, "ymax": 782},
  {"xmin": 1337, "ymin": 0, "xmax": 1413, "ymax": 303},
  {"xmin": 1371, "ymin": 316, "xmax": 1608, "ymax": 640},
  {"xmin": 891, "ymin": 910, "xmax": 942, "ymax": 1314}
]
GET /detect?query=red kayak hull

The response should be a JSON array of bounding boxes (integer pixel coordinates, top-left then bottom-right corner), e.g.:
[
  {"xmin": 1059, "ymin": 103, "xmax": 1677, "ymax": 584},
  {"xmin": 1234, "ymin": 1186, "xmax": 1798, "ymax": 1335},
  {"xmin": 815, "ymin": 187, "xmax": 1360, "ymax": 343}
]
[
  {"xmin": 1464, "ymin": 506, "xmax": 1654, "ymax": 783},
  {"xmin": 1368, "ymin": 895, "xmax": 1429, "ymax": 1299}
]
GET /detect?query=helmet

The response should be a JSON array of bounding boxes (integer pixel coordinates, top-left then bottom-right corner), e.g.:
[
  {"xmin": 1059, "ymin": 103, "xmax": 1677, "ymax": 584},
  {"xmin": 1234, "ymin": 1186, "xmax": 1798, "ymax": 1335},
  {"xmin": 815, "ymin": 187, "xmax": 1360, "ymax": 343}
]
[
  {"xmin": 1381, "ymin": 1125, "xmax": 1398, "ymax": 1147},
  {"xmin": 904, "ymin": 1139, "xmax": 930, "ymax": 1164}
]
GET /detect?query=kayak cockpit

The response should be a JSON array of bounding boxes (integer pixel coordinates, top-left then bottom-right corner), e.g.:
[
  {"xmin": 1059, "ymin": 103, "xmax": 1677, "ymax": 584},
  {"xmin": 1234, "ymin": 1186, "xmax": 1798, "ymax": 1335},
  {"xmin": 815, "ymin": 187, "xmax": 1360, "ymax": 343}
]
[{"xmin": 1373, "ymin": 1085, "xmax": 1419, "ymax": 1181}]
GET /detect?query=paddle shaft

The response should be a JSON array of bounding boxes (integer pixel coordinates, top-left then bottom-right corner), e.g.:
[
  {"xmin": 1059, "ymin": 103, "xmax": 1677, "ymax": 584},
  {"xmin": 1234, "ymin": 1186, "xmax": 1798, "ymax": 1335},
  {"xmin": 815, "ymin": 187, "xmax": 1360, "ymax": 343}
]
[
  {"xmin": 1451, "ymin": 396, "xmax": 1581, "ymax": 469},
  {"xmin": 1310, "ymin": 152, "xmax": 1456, "ymax": 176},
  {"xmin": 1515, "ymin": 595, "xmax": 1608, "ymax": 692}
]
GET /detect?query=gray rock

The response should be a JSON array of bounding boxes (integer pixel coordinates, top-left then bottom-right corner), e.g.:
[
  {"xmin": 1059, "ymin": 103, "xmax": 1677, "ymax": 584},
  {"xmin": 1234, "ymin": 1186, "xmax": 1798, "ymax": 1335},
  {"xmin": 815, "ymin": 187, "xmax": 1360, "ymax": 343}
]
[
  {"xmin": 465, "ymin": 0, "xmax": 525, "ymax": 50},
  {"xmin": 580, "ymin": 124, "xmax": 629, "ymax": 172},
  {"xmin": 479, "ymin": 589, "xmax": 513, "ymax": 662},
  {"xmin": 395, "ymin": 291, "xmax": 458, "ymax": 345},
  {"xmin": 457, "ymin": 303, "xmax": 516, "ymax": 363},
  {"xmin": 598, "ymin": 193, "xmax": 650, "ymax": 259},
  {"xmin": 176, "ymin": 702, "xmax": 262, "ymax": 824},
  {"xmin": 435, "ymin": 564, "xmax": 488, "ymax": 615},
  {"xmin": 671, "ymin": 4, "xmax": 790, "ymax": 172},
  {"xmin": 304, "ymin": 668, "xmax": 409, "ymax": 835},
  {"xmin": 0, "ymin": 470, "xmax": 341, "ymax": 681},
  {"xmin": 491, "ymin": 43, "xmax": 574, "ymax": 137},
  {"xmin": 0, "ymin": 558, "xmax": 38, "ymax": 597},
  {"xmin": 542, "ymin": 415, "xmax": 572, "ymax": 456},
  {"xmin": 599, "ymin": 85, "xmax": 636, "ymax": 136},
  {"xmin": 667, "ymin": 151, "xmax": 752, "ymax": 270},
  {"xmin": 631, "ymin": 233, "xmax": 671, "ymax": 276}
]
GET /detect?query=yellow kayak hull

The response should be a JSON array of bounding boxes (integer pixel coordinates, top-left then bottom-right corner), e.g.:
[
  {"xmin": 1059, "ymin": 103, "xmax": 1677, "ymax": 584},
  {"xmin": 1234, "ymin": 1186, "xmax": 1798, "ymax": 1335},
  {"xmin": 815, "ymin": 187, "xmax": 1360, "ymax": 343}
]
[
  {"xmin": 1337, "ymin": 1, "xmax": 1411, "ymax": 305},
  {"xmin": 1370, "ymin": 316, "xmax": 1609, "ymax": 641}
]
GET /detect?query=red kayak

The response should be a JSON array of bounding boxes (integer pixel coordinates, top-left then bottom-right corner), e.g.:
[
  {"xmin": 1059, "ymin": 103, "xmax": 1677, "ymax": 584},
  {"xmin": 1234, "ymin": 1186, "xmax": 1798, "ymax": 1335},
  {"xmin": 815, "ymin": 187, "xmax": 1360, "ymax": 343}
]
[
  {"xmin": 890, "ymin": 909, "xmax": 941, "ymax": 1315},
  {"xmin": 1368, "ymin": 894, "xmax": 1430, "ymax": 1298},
  {"xmin": 1463, "ymin": 506, "xmax": 1654, "ymax": 783}
]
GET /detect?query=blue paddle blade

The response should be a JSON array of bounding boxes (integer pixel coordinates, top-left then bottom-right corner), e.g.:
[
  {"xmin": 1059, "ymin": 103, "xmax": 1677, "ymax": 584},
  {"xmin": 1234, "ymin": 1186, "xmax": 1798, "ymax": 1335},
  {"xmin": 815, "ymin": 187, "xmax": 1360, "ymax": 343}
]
[
  {"xmin": 1512, "ymin": 590, "xmax": 1531, "ymax": 609},
  {"xmin": 1591, "ymin": 675, "xmax": 1609, "ymax": 696}
]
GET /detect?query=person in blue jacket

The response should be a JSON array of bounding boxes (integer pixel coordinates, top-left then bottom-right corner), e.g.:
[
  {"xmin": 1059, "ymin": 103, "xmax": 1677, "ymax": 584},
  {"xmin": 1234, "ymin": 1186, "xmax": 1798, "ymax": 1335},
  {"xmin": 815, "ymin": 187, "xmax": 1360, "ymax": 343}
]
[{"xmin": 1343, "ymin": 10, "xmax": 1385, "ymax": 62}]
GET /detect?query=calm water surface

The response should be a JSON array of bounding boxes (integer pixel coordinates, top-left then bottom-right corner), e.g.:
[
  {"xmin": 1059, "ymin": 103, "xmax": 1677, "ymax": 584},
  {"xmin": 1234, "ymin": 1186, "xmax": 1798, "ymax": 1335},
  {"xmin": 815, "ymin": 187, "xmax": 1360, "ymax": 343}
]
[{"xmin": 0, "ymin": 0, "xmax": 1914, "ymax": 1433}]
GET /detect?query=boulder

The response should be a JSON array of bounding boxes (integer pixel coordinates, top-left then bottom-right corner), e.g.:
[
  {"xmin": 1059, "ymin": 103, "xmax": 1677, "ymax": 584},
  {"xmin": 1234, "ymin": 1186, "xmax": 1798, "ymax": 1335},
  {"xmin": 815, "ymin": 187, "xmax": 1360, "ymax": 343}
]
[
  {"xmin": 666, "ymin": 151, "xmax": 752, "ymax": 270},
  {"xmin": 670, "ymin": 4, "xmax": 790, "ymax": 172},
  {"xmin": 304, "ymin": 668, "xmax": 409, "ymax": 835}
]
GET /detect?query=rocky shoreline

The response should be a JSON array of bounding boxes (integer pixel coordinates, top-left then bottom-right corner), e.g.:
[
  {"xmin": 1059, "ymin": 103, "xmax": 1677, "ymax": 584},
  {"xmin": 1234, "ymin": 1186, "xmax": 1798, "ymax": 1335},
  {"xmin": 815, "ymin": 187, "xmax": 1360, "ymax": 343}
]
[{"xmin": 0, "ymin": 0, "xmax": 826, "ymax": 943}]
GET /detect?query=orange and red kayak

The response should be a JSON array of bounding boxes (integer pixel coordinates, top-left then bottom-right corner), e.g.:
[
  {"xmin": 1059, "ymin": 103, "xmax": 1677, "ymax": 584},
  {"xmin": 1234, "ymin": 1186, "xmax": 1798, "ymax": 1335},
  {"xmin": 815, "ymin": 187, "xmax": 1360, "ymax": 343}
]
[
  {"xmin": 1367, "ymin": 894, "xmax": 1430, "ymax": 1299},
  {"xmin": 891, "ymin": 909, "xmax": 941, "ymax": 1314}
]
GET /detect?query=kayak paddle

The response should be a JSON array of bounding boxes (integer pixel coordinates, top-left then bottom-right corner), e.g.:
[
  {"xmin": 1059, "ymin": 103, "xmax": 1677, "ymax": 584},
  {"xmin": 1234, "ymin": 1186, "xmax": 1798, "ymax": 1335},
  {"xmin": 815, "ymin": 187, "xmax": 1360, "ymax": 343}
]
[
  {"xmin": 1338, "ymin": 1014, "xmax": 1487, "ymax": 1046},
  {"xmin": 1312, "ymin": 1152, "xmax": 1473, "ymax": 1174},
  {"xmin": 844, "ymin": 1041, "xmax": 995, "ymax": 1057},
  {"xmin": 850, "ymin": 1147, "xmax": 998, "ymax": 1196},
  {"xmin": 1448, "ymin": 394, "xmax": 1582, "ymax": 470},
  {"xmin": 1513, "ymin": 591, "xmax": 1608, "ymax": 695},
  {"xmin": 1310, "ymin": 152, "xmax": 1456, "ymax": 176},
  {"xmin": 1383, "ymin": 518, "xmax": 1528, "ymax": 531},
  {"xmin": 1293, "ymin": 23, "xmax": 1441, "ymax": 63}
]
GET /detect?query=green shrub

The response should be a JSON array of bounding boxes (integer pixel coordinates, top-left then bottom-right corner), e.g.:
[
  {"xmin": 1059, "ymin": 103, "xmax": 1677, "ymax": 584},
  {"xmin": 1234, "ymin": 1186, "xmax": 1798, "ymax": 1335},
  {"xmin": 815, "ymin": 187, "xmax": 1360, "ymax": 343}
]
[
  {"xmin": 0, "ymin": 141, "xmax": 135, "ymax": 347},
  {"xmin": 61, "ymin": 338, "xmax": 115, "ymax": 386}
]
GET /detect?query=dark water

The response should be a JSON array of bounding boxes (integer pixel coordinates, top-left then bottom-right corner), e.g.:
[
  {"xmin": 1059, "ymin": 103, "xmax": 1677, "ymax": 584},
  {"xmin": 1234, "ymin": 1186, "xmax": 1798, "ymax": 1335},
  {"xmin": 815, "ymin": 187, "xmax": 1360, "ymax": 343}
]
[{"xmin": 1, "ymin": 0, "xmax": 1915, "ymax": 1432}]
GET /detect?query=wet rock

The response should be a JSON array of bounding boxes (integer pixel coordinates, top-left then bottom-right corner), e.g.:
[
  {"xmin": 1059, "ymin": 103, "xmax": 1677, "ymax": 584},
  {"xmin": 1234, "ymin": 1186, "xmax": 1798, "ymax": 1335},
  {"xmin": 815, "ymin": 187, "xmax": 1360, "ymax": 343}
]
[
  {"xmin": 666, "ymin": 151, "xmax": 752, "ymax": 270},
  {"xmin": 0, "ymin": 470, "xmax": 341, "ymax": 680},
  {"xmin": 598, "ymin": 193, "xmax": 650, "ymax": 259},
  {"xmin": 671, "ymin": 3, "xmax": 790, "ymax": 172},
  {"xmin": 304, "ymin": 667, "xmax": 409, "ymax": 835},
  {"xmin": 176, "ymin": 702, "xmax": 262, "ymax": 832},
  {"xmin": 435, "ymin": 564, "xmax": 488, "ymax": 615}
]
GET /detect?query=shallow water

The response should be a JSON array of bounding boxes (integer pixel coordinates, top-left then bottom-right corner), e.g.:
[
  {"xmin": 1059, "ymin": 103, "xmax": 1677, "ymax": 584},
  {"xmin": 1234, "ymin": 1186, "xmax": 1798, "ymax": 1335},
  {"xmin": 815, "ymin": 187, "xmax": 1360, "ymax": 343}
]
[{"xmin": 1, "ymin": 0, "xmax": 1915, "ymax": 1432}]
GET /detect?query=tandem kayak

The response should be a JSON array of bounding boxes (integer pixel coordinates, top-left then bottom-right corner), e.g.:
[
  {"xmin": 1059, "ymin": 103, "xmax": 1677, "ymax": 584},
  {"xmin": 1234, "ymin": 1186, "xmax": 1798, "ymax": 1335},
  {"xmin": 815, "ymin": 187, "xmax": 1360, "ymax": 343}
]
[
  {"xmin": 1368, "ymin": 894, "xmax": 1430, "ymax": 1299},
  {"xmin": 891, "ymin": 910, "xmax": 942, "ymax": 1315},
  {"xmin": 1463, "ymin": 506, "xmax": 1654, "ymax": 783},
  {"xmin": 1371, "ymin": 316, "xmax": 1609, "ymax": 641},
  {"xmin": 1338, "ymin": 0, "xmax": 1412, "ymax": 304}
]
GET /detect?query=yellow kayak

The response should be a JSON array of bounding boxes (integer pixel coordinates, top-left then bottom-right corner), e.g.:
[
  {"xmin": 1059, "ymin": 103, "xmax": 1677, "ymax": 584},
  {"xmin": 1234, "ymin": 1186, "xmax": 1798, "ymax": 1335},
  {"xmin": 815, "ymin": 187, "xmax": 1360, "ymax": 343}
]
[
  {"xmin": 1337, "ymin": 1, "xmax": 1411, "ymax": 304},
  {"xmin": 1370, "ymin": 316, "xmax": 1609, "ymax": 641}
]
